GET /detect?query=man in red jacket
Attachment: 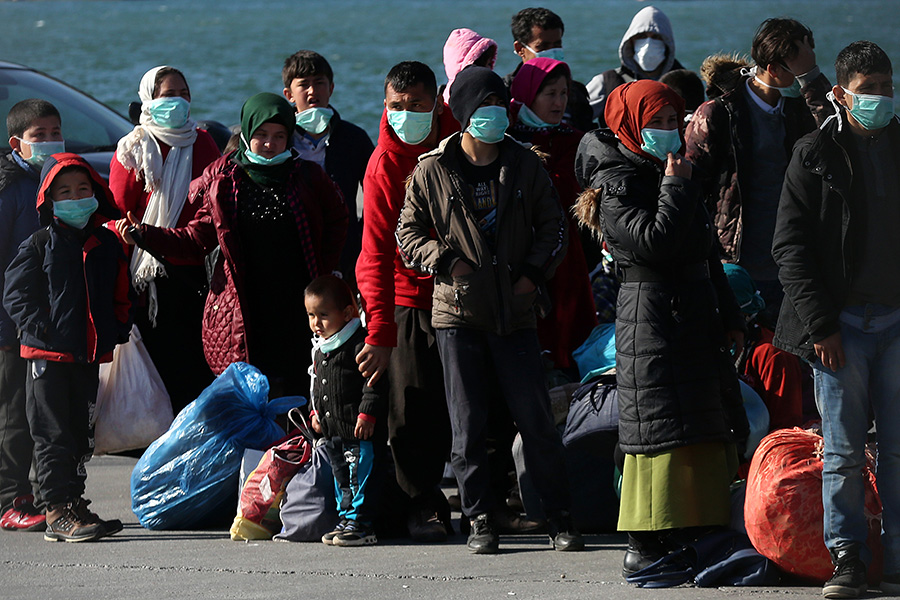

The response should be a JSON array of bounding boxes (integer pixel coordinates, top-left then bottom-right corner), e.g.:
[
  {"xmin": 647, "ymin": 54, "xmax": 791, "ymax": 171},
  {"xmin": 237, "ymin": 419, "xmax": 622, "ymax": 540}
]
[{"xmin": 355, "ymin": 61, "xmax": 459, "ymax": 542}]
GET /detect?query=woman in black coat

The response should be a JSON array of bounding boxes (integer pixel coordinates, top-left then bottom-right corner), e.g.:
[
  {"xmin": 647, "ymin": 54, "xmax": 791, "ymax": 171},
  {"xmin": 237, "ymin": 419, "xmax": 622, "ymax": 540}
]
[{"xmin": 573, "ymin": 80, "xmax": 748, "ymax": 578}]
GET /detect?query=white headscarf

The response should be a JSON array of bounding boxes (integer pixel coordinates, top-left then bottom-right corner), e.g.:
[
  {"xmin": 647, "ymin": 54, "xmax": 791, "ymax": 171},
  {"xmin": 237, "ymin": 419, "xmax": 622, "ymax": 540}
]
[{"xmin": 115, "ymin": 66, "xmax": 199, "ymax": 325}]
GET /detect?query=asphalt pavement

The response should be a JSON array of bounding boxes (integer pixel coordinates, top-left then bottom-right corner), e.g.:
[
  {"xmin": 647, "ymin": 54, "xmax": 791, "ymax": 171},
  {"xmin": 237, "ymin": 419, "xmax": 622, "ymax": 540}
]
[{"xmin": 0, "ymin": 455, "xmax": 867, "ymax": 600}]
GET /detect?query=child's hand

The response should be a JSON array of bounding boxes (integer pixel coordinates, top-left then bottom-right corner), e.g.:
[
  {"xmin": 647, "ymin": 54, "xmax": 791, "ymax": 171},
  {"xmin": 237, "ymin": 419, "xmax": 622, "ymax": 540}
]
[
  {"xmin": 311, "ymin": 413, "xmax": 322, "ymax": 434},
  {"xmin": 354, "ymin": 416, "xmax": 374, "ymax": 440}
]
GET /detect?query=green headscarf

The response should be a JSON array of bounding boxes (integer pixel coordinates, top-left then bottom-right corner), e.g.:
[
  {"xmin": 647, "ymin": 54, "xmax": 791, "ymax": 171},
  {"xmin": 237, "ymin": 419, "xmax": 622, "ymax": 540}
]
[{"xmin": 235, "ymin": 92, "xmax": 296, "ymax": 187}]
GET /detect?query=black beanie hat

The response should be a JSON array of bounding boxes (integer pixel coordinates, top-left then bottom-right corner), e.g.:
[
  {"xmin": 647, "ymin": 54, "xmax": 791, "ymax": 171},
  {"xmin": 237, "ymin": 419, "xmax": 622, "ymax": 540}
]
[{"xmin": 448, "ymin": 66, "xmax": 509, "ymax": 128}]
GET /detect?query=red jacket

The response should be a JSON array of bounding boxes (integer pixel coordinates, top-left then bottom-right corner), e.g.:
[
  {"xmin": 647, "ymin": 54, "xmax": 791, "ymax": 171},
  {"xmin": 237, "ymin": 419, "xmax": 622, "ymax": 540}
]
[
  {"xmin": 140, "ymin": 153, "xmax": 347, "ymax": 374},
  {"xmin": 744, "ymin": 326, "xmax": 804, "ymax": 432},
  {"xmin": 109, "ymin": 129, "xmax": 221, "ymax": 265},
  {"xmin": 355, "ymin": 107, "xmax": 459, "ymax": 347}
]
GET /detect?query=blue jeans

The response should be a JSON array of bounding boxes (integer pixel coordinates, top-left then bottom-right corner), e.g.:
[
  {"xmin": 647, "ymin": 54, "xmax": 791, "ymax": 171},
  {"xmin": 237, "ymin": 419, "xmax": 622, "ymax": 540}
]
[{"xmin": 812, "ymin": 304, "xmax": 900, "ymax": 572}]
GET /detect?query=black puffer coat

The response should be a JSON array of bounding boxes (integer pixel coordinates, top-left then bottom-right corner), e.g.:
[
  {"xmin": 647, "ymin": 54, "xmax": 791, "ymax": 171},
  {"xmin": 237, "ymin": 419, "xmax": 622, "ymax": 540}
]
[{"xmin": 575, "ymin": 130, "xmax": 747, "ymax": 454}]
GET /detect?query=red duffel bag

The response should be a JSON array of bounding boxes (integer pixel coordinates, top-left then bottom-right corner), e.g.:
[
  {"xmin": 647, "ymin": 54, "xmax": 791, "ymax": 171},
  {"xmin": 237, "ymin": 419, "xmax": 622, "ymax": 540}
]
[{"xmin": 744, "ymin": 427, "xmax": 883, "ymax": 582}]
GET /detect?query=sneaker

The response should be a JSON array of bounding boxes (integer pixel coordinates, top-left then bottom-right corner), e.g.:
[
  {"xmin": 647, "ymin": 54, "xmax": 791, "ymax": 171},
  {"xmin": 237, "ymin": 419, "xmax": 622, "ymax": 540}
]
[
  {"xmin": 823, "ymin": 546, "xmax": 867, "ymax": 599},
  {"xmin": 467, "ymin": 513, "xmax": 499, "ymax": 554},
  {"xmin": 43, "ymin": 501, "xmax": 105, "ymax": 543},
  {"xmin": 333, "ymin": 520, "xmax": 377, "ymax": 546},
  {"xmin": 72, "ymin": 497, "xmax": 122, "ymax": 537},
  {"xmin": 321, "ymin": 518, "xmax": 349, "ymax": 545},
  {"xmin": 881, "ymin": 573, "xmax": 900, "ymax": 594},
  {"xmin": 0, "ymin": 494, "xmax": 46, "ymax": 532},
  {"xmin": 546, "ymin": 511, "xmax": 584, "ymax": 552},
  {"xmin": 407, "ymin": 508, "xmax": 447, "ymax": 543}
]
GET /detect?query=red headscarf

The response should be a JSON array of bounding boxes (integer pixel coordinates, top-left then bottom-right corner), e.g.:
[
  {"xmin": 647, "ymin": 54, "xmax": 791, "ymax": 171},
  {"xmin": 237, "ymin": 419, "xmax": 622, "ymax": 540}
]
[
  {"xmin": 604, "ymin": 79, "xmax": 685, "ymax": 163},
  {"xmin": 510, "ymin": 57, "xmax": 571, "ymax": 107}
]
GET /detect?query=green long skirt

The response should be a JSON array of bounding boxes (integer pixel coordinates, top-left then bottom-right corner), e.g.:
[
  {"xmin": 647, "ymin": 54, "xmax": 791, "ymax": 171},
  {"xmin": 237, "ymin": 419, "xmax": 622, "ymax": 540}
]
[{"xmin": 617, "ymin": 441, "xmax": 739, "ymax": 532}]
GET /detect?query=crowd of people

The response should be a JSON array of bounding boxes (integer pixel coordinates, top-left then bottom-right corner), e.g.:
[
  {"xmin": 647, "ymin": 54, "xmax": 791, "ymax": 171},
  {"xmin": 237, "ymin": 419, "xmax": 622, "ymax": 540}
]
[{"xmin": 0, "ymin": 5, "xmax": 897, "ymax": 597}]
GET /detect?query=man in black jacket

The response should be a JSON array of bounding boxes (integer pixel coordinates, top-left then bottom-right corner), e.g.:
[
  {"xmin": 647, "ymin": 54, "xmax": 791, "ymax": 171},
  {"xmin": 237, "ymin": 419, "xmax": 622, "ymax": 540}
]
[{"xmin": 772, "ymin": 41, "xmax": 899, "ymax": 599}]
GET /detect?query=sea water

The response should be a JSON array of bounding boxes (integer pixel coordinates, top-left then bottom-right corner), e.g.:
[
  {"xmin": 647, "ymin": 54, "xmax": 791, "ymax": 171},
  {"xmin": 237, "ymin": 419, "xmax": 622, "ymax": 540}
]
[{"xmin": 0, "ymin": 0, "xmax": 897, "ymax": 138}]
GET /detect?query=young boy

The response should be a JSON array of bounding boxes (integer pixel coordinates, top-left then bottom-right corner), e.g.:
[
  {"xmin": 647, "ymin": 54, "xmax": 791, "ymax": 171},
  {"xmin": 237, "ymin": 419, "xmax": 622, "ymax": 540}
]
[
  {"xmin": 0, "ymin": 99, "xmax": 64, "ymax": 531},
  {"xmin": 282, "ymin": 50, "xmax": 375, "ymax": 286},
  {"xmin": 396, "ymin": 66, "xmax": 582, "ymax": 554},
  {"xmin": 3, "ymin": 153, "xmax": 133, "ymax": 542},
  {"xmin": 305, "ymin": 275, "xmax": 386, "ymax": 546}
]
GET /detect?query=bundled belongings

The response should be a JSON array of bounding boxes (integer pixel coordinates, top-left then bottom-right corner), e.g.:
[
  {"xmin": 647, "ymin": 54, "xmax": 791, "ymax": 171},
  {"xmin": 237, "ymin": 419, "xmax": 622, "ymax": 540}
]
[{"xmin": 131, "ymin": 362, "xmax": 305, "ymax": 530}]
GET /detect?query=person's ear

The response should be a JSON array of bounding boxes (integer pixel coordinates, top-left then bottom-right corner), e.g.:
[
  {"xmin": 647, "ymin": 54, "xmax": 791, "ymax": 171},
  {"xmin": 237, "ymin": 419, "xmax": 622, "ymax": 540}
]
[
  {"xmin": 283, "ymin": 87, "xmax": 295, "ymax": 105},
  {"xmin": 513, "ymin": 40, "xmax": 526, "ymax": 59},
  {"xmin": 832, "ymin": 84, "xmax": 849, "ymax": 108},
  {"xmin": 343, "ymin": 304, "xmax": 355, "ymax": 322},
  {"xmin": 435, "ymin": 101, "xmax": 444, "ymax": 115},
  {"xmin": 329, "ymin": 81, "xmax": 335, "ymax": 97},
  {"xmin": 8, "ymin": 137, "xmax": 20, "ymax": 153}
]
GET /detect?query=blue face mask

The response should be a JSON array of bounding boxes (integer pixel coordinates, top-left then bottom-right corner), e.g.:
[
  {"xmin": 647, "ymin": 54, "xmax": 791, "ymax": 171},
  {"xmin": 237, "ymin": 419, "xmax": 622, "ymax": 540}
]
[
  {"xmin": 296, "ymin": 106, "xmax": 333, "ymax": 135},
  {"xmin": 753, "ymin": 73, "xmax": 802, "ymax": 98},
  {"xmin": 387, "ymin": 108, "xmax": 434, "ymax": 145},
  {"xmin": 640, "ymin": 127, "xmax": 682, "ymax": 162},
  {"xmin": 517, "ymin": 104, "xmax": 558, "ymax": 129},
  {"xmin": 18, "ymin": 139, "xmax": 65, "ymax": 168},
  {"xmin": 244, "ymin": 148, "xmax": 292, "ymax": 166},
  {"xmin": 843, "ymin": 88, "xmax": 895, "ymax": 130},
  {"xmin": 148, "ymin": 96, "xmax": 191, "ymax": 129},
  {"xmin": 53, "ymin": 196, "xmax": 98, "ymax": 229},
  {"xmin": 467, "ymin": 106, "xmax": 509, "ymax": 144},
  {"xmin": 525, "ymin": 44, "xmax": 565, "ymax": 62}
]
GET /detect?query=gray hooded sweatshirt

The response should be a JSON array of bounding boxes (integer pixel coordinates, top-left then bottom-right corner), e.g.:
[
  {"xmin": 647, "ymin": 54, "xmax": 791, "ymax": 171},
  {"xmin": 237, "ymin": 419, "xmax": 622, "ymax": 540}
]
[{"xmin": 586, "ymin": 5, "xmax": 678, "ymax": 121}]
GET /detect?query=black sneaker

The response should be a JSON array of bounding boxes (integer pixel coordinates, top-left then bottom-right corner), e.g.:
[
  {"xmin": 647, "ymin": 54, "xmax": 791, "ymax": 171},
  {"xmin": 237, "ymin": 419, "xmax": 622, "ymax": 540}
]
[
  {"xmin": 881, "ymin": 572, "xmax": 900, "ymax": 594},
  {"xmin": 467, "ymin": 513, "xmax": 499, "ymax": 554},
  {"xmin": 407, "ymin": 508, "xmax": 447, "ymax": 543},
  {"xmin": 333, "ymin": 520, "xmax": 377, "ymax": 546},
  {"xmin": 823, "ymin": 546, "xmax": 867, "ymax": 599},
  {"xmin": 546, "ymin": 511, "xmax": 584, "ymax": 552},
  {"xmin": 321, "ymin": 518, "xmax": 349, "ymax": 545}
]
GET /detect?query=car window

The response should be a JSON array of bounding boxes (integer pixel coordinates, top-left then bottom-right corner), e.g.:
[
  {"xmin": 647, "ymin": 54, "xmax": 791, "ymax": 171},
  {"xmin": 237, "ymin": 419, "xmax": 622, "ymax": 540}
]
[{"xmin": 0, "ymin": 67, "xmax": 132, "ymax": 154}]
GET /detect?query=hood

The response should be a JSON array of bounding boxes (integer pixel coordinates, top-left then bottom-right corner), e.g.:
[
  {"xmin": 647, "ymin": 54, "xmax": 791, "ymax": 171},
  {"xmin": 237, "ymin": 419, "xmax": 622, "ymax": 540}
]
[
  {"xmin": 376, "ymin": 103, "xmax": 461, "ymax": 159},
  {"xmin": 619, "ymin": 6, "xmax": 676, "ymax": 78},
  {"xmin": 510, "ymin": 57, "xmax": 571, "ymax": 108},
  {"xmin": 442, "ymin": 28, "xmax": 498, "ymax": 104},
  {"xmin": 700, "ymin": 52, "xmax": 751, "ymax": 99},
  {"xmin": 37, "ymin": 152, "xmax": 120, "ymax": 227}
]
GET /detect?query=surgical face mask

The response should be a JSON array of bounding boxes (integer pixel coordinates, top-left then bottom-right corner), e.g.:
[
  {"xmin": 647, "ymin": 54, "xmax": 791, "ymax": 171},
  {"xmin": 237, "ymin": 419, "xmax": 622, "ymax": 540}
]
[
  {"xmin": 296, "ymin": 106, "xmax": 333, "ymax": 135},
  {"xmin": 640, "ymin": 127, "xmax": 682, "ymax": 162},
  {"xmin": 52, "ymin": 196, "xmax": 98, "ymax": 229},
  {"xmin": 752, "ymin": 66, "xmax": 802, "ymax": 98},
  {"xmin": 843, "ymin": 88, "xmax": 895, "ymax": 130},
  {"xmin": 467, "ymin": 105, "xmax": 509, "ymax": 144},
  {"xmin": 517, "ymin": 104, "xmax": 557, "ymax": 129},
  {"xmin": 148, "ymin": 96, "xmax": 190, "ymax": 129},
  {"xmin": 243, "ymin": 148, "xmax": 292, "ymax": 166},
  {"xmin": 387, "ymin": 107, "xmax": 434, "ymax": 145},
  {"xmin": 633, "ymin": 37, "xmax": 667, "ymax": 73},
  {"xmin": 17, "ymin": 139, "xmax": 65, "ymax": 168},
  {"xmin": 524, "ymin": 44, "xmax": 565, "ymax": 62}
]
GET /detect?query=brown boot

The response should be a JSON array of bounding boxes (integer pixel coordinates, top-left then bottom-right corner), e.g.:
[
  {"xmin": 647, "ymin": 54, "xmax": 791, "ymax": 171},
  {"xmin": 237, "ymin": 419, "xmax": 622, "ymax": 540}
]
[
  {"xmin": 44, "ymin": 501, "xmax": 105, "ymax": 542},
  {"xmin": 72, "ymin": 497, "xmax": 123, "ymax": 537}
]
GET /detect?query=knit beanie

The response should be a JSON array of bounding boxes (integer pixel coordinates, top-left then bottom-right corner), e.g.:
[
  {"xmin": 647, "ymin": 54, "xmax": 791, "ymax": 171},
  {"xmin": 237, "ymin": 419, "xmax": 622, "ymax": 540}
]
[
  {"xmin": 448, "ymin": 66, "xmax": 509, "ymax": 128},
  {"xmin": 722, "ymin": 263, "xmax": 766, "ymax": 315}
]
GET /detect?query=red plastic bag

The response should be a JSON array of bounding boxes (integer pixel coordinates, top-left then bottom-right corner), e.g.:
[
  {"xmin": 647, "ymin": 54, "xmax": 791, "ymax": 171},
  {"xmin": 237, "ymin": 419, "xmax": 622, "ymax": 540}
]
[
  {"xmin": 744, "ymin": 427, "xmax": 883, "ymax": 582},
  {"xmin": 230, "ymin": 435, "xmax": 311, "ymax": 540}
]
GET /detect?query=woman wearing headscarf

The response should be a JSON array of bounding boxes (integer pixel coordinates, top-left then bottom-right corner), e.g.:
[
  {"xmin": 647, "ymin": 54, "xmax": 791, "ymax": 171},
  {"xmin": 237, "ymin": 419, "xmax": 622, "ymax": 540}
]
[
  {"xmin": 440, "ymin": 28, "xmax": 498, "ymax": 105},
  {"xmin": 117, "ymin": 92, "xmax": 348, "ymax": 397},
  {"xmin": 109, "ymin": 66, "xmax": 221, "ymax": 412},
  {"xmin": 573, "ymin": 80, "xmax": 748, "ymax": 578},
  {"xmin": 510, "ymin": 57, "xmax": 597, "ymax": 373}
]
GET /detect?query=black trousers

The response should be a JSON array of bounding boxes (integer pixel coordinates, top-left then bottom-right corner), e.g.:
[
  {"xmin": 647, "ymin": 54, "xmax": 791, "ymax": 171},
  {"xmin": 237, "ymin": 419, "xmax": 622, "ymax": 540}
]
[
  {"xmin": 0, "ymin": 349, "xmax": 34, "ymax": 512},
  {"xmin": 25, "ymin": 360, "xmax": 98, "ymax": 507},
  {"xmin": 436, "ymin": 327, "xmax": 571, "ymax": 518},
  {"xmin": 387, "ymin": 306, "xmax": 451, "ymax": 507}
]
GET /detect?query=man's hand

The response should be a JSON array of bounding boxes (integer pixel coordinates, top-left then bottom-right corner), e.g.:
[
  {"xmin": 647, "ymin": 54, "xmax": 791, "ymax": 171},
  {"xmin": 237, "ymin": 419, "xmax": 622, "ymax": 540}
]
[
  {"xmin": 354, "ymin": 416, "xmax": 374, "ymax": 440},
  {"xmin": 356, "ymin": 343, "xmax": 392, "ymax": 386},
  {"xmin": 310, "ymin": 413, "xmax": 322, "ymax": 434},
  {"xmin": 512, "ymin": 276, "xmax": 536, "ymax": 295},
  {"xmin": 113, "ymin": 211, "xmax": 141, "ymax": 245},
  {"xmin": 814, "ymin": 332, "xmax": 845, "ymax": 372},
  {"xmin": 783, "ymin": 35, "xmax": 817, "ymax": 77},
  {"xmin": 665, "ymin": 153, "xmax": 692, "ymax": 179}
]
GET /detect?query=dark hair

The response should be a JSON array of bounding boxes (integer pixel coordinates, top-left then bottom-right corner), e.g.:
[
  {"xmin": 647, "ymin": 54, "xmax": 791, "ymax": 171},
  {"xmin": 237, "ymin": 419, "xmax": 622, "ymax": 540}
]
[
  {"xmin": 282, "ymin": 50, "xmax": 334, "ymax": 88},
  {"xmin": 535, "ymin": 64, "xmax": 571, "ymax": 95},
  {"xmin": 835, "ymin": 40, "xmax": 893, "ymax": 87},
  {"xmin": 751, "ymin": 18, "xmax": 814, "ymax": 70},
  {"xmin": 152, "ymin": 67, "xmax": 189, "ymax": 99},
  {"xmin": 7, "ymin": 98, "xmax": 60, "ymax": 139},
  {"xmin": 384, "ymin": 61, "xmax": 437, "ymax": 99},
  {"xmin": 511, "ymin": 7, "xmax": 564, "ymax": 44},
  {"xmin": 660, "ymin": 69, "xmax": 705, "ymax": 112},
  {"xmin": 305, "ymin": 274, "xmax": 356, "ymax": 310}
]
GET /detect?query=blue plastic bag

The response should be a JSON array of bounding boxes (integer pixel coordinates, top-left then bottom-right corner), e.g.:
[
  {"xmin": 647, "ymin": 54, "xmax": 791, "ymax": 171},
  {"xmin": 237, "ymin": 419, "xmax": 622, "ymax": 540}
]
[
  {"xmin": 131, "ymin": 362, "xmax": 306, "ymax": 530},
  {"xmin": 572, "ymin": 323, "xmax": 616, "ymax": 383}
]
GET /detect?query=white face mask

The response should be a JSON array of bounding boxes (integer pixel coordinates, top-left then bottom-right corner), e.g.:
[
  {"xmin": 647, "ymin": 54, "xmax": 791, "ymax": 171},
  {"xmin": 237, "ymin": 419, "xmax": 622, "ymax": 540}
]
[{"xmin": 633, "ymin": 37, "xmax": 667, "ymax": 73}]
